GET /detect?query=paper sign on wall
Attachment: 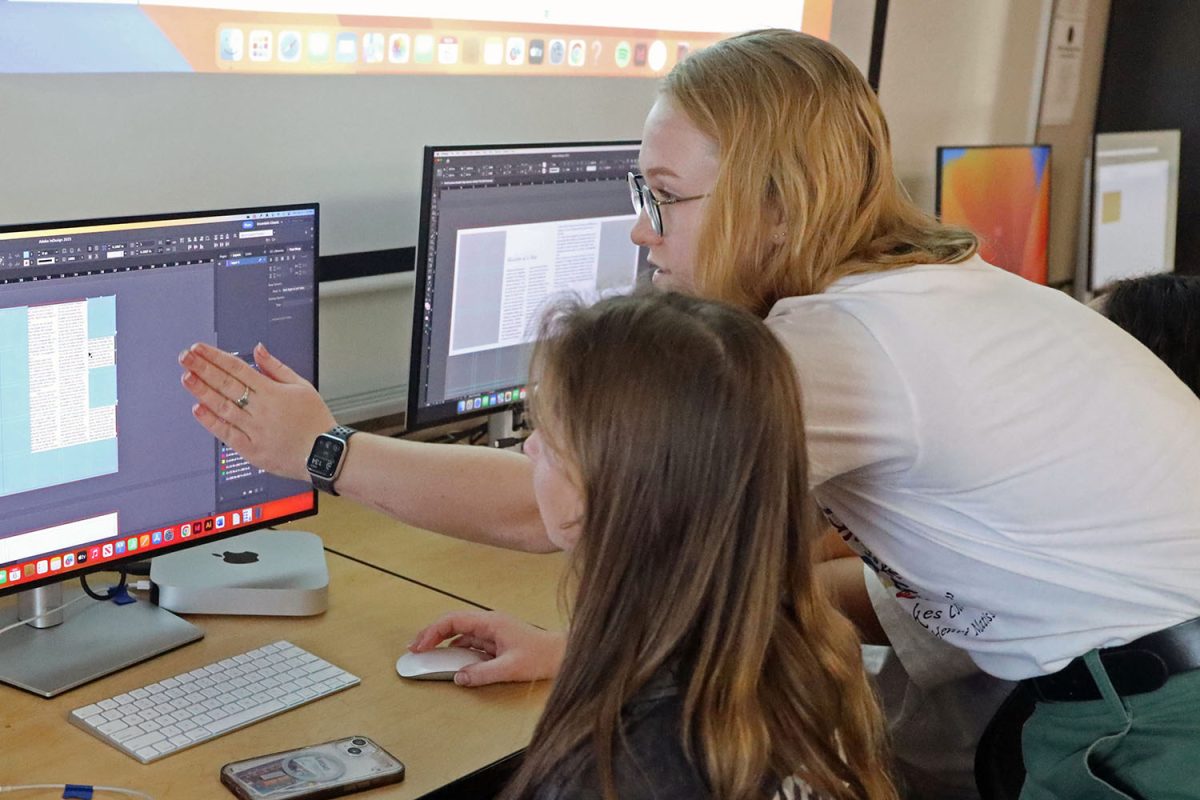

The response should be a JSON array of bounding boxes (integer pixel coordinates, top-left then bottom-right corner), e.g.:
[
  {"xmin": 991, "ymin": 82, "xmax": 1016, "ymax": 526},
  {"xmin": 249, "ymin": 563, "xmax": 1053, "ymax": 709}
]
[{"xmin": 1039, "ymin": 2, "xmax": 1088, "ymax": 127}]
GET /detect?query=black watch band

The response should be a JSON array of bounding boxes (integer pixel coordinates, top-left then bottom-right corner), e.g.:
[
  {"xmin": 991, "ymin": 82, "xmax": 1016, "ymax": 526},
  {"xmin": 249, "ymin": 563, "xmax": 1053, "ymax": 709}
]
[{"xmin": 308, "ymin": 425, "xmax": 357, "ymax": 496}]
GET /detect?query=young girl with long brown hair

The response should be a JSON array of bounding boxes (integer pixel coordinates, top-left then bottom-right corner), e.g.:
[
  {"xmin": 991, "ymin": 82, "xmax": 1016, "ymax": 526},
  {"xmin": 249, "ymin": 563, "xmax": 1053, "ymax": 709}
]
[{"xmin": 441, "ymin": 289, "xmax": 895, "ymax": 800}]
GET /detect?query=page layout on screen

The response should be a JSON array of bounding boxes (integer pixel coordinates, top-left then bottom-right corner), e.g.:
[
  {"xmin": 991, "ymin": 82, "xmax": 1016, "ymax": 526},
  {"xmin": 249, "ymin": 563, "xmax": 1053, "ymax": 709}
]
[
  {"xmin": 410, "ymin": 143, "xmax": 644, "ymax": 429},
  {"xmin": 0, "ymin": 208, "xmax": 317, "ymax": 592}
]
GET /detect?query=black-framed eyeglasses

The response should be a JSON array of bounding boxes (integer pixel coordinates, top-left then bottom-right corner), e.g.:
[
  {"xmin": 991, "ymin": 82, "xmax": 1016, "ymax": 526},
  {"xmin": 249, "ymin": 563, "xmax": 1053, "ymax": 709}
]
[{"xmin": 628, "ymin": 172, "xmax": 709, "ymax": 237}]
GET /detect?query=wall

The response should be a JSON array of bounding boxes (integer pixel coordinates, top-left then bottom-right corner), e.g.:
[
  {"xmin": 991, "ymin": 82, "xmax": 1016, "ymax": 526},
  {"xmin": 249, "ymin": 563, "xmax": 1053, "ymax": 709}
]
[
  {"xmin": 0, "ymin": 75, "xmax": 656, "ymax": 257},
  {"xmin": 878, "ymin": 0, "xmax": 1052, "ymax": 213}
]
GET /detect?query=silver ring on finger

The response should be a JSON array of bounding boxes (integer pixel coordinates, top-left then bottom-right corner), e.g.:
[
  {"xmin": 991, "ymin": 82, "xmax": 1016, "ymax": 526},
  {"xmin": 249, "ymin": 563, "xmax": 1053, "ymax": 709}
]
[{"xmin": 235, "ymin": 384, "xmax": 251, "ymax": 410}]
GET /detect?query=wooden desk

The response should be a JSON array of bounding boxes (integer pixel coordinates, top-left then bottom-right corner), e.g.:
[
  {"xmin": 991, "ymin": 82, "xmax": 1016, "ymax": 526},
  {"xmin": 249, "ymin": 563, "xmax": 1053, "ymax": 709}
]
[
  {"xmin": 285, "ymin": 496, "xmax": 568, "ymax": 631},
  {"xmin": 1, "ymin": 553, "xmax": 548, "ymax": 799}
]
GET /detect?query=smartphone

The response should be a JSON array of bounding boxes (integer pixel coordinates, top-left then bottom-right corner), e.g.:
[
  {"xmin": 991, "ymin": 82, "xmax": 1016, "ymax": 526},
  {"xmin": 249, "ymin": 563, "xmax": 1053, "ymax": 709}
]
[{"xmin": 221, "ymin": 736, "xmax": 405, "ymax": 800}]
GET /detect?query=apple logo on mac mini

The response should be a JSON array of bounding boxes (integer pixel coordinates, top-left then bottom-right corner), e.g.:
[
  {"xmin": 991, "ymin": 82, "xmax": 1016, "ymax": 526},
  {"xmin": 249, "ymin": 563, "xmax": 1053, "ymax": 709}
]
[{"xmin": 215, "ymin": 550, "xmax": 260, "ymax": 565}]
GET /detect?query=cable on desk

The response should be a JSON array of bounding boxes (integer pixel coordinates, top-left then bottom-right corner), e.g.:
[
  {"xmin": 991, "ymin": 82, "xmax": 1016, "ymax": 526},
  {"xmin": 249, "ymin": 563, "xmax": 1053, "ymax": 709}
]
[
  {"xmin": 0, "ymin": 785, "xmax": 154, "ymax": 799},
  {"xmin": 421, "ymin": 421, "xmax": 488, "ymax": 445},
  {"xmin": 79, "ymin": 570, "xmax": 130, "ymax": 602}
]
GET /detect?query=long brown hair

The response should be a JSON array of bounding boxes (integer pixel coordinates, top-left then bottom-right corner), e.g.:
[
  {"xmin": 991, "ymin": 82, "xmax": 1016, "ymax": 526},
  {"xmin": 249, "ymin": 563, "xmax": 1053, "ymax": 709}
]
[
  {"xmin": 666, "ymin": 28, "xmax": 978, "ymax": 316},
  {"xmin": 501, "ymin": 290, "xmax": 896, "ymax": 800}
]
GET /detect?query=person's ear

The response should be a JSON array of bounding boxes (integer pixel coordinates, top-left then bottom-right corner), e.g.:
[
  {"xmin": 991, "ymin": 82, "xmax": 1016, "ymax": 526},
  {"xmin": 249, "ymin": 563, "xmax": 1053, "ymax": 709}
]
[
  {"xmin": 770, "ymin": 218, "xmax": 787, "ymax": 245},
  {"xmin": 765, "ymin": 191, "xmax": 787, "ymax": 245}
]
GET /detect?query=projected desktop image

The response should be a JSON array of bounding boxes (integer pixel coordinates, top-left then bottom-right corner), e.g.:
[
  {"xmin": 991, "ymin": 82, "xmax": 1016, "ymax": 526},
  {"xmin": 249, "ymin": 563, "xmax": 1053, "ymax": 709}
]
[
  {"xmin": 407, "ymin": 141, "xmax": 646, "ymax": 436},
  {"xmin": 936, "ymin": 144, "xmax": 1051, "ymax": 285},
  {"xmin": 0, "ymin": 204, "xmax": 319, "ymax": 696}
]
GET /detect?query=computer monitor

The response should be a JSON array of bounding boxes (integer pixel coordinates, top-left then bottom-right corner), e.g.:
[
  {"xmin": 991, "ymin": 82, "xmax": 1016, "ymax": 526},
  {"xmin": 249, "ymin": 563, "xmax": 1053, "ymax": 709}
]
[
  {"xmin": 407, "ymin": 141, "xmax": 645, "ymax": 435},
  {"xmin": 936, "ymin": 145, "xmax": 1051, "ymax": 285},
  {"xmin": 1088, "ymin": 130, "xmax": 1181, "ymax": 292},
  {"xmin": 0, "ymin": 204, "xmax": 318, "ymax": 695}
]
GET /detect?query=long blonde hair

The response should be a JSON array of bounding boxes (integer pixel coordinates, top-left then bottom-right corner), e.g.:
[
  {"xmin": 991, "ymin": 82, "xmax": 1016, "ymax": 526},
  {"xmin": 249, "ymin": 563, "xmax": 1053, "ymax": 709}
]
[
  {"xmin": 666, "ymin": 28, "xmax": 978, "ymax": 316},
  {"xmin": 501, "ymin": 290, "xmax": 896, "ymax": 800}
]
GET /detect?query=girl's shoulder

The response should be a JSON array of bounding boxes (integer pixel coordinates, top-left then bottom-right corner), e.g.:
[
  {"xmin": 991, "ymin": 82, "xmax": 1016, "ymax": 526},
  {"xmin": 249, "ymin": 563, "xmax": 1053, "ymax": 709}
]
[{"xmin": 532, "ymin": 678, "xmax": 713, "ymax": 800}]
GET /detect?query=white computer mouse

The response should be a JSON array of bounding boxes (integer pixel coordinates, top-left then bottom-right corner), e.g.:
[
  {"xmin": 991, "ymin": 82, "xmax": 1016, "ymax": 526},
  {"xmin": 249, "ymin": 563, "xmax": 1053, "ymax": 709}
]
[{"xmin": 395, "ymin": 646, "xmax": 489, "ymax": 681}]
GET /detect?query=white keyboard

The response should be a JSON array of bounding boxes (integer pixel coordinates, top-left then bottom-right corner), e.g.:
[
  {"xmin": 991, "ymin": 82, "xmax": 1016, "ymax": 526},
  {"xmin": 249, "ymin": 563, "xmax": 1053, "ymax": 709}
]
[{"xmin": 69, "ymin": 640, "xmax": 359, "ymax": 763}]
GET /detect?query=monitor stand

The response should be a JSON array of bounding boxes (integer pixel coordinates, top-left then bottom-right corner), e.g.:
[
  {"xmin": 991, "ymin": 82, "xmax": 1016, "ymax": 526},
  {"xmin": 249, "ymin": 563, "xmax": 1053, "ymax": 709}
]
[
  {"xmin": 0, "ymin": 583, "xmax": 203, "ymax": 698},
  {"xmin": 488, "ymin": 408, "xmax": 521, "ymax": 448}
]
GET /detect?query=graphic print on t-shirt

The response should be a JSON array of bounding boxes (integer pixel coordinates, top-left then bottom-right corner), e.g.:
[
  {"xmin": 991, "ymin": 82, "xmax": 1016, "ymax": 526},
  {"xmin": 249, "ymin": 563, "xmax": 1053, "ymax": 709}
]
[{"xmin": 820, "ymin": 506, "xmax": 998, "ymax": 642}]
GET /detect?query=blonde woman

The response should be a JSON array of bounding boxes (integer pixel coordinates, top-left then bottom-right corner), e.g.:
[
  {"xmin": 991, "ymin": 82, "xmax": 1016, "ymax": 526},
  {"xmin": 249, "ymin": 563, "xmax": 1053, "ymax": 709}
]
[{"xmin": 181, "ymin": 29, "xmax": 1200, "ymax": 799}]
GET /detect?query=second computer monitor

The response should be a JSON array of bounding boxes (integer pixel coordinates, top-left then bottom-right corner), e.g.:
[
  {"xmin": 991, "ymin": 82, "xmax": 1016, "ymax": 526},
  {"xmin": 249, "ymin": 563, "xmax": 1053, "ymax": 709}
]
[
  {"xmin": 408, "ymin": 141, "xmax": 644, "ymax": 432},
  {"xmin": 936, "ymin": 144, "xmax": 1051, "ymax": 285},
  {"xmin": 1089, "ymin": 130, "xmax": 1181, "ymax": 292}
]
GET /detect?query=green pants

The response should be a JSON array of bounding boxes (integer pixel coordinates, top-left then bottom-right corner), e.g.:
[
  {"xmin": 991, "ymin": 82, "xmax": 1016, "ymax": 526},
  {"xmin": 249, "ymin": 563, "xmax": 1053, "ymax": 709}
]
[{"xmin": 1020, "ymin": 650, "xmax": 1200, "ymax": 799}]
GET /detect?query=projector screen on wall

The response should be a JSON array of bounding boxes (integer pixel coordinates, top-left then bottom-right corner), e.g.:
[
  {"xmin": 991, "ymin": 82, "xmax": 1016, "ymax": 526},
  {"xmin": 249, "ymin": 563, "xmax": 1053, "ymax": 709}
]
[
  {"xmin": 0, "ymin": 0, "xmax": 879, "ymax": 263},
  {"xmin": 1, "ymin": 1, "xmax": 832, "ymax": 75}
]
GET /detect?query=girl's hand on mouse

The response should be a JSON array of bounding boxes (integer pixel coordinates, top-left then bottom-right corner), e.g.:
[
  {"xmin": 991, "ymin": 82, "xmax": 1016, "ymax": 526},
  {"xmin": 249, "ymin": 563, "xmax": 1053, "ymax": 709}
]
[{"xmin": 409, "ymin": 610, "xmax": 566, "ymax": 687}]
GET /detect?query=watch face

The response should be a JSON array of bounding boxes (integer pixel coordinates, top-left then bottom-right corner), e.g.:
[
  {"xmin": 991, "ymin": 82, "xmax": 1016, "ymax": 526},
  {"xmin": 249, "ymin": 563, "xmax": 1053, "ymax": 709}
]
[{"xmin": 307, "ymin": 436, "xmax": 345, "ymax": 478}]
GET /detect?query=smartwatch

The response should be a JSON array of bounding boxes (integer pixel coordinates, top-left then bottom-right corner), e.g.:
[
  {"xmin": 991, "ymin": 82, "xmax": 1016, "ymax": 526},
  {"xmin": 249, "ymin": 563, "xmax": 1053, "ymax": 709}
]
[{"xmin": 306, "ymin": 425, "xmax": 357, "ymax": 495}]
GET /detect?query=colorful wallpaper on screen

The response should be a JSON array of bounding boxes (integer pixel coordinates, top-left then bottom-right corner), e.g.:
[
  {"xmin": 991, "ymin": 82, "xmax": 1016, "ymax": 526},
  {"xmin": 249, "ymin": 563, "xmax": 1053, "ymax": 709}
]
[
  {"xmin": 0, "ymin": 1, "xmax": 832, "ymax": 75},
  {"xmin": 938, "ymin": 146, "xmax": 1051, "ymax": 285}
]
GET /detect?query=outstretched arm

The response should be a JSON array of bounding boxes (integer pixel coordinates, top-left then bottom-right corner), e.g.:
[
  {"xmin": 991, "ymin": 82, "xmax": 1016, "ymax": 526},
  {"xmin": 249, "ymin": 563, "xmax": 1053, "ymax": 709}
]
[
  {"xmin": 179, "ymin": 341, "xmax": 555, "ymax": 553},
  {"xmin": 815, "ymin": 528, "xmax": 888, "ymax": 645}
]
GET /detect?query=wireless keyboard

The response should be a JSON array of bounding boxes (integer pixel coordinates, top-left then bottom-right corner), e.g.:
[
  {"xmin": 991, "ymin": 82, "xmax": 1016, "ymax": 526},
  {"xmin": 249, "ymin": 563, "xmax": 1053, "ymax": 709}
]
[{"xmin": 68, "ymin": 640, "xmax": 359, "ymax": 763}]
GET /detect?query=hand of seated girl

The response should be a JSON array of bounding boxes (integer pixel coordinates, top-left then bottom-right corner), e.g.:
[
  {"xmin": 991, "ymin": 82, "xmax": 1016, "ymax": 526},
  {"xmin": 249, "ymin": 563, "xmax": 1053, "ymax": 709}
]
[{"xmin": 408, "ymin": 610, "xmax": 566, "ymax": 687}]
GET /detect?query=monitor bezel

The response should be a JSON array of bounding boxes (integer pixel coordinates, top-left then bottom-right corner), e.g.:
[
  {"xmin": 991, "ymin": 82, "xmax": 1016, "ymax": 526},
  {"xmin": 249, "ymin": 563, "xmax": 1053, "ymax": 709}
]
[
  {"xmin": 0, "ymin": 202, "xmax": 321, "ymax": 599},
  {"xmin": 405, "ymin": 139, "xmax": 640, "ymax": 434}
]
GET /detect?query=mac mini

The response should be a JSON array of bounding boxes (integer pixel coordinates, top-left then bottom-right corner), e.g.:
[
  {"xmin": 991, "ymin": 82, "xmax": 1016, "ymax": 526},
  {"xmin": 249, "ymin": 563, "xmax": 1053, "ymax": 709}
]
[{"xmin": 150, "ymin": 530, "xmax": 328, "ymax": 616}]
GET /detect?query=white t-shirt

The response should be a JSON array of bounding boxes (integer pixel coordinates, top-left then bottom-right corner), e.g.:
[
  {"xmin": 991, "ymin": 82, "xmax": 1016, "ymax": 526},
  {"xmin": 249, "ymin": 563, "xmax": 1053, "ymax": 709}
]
[{"xmin": 767, "ymin": 257, "xmax": 1200, "ymax": 680}]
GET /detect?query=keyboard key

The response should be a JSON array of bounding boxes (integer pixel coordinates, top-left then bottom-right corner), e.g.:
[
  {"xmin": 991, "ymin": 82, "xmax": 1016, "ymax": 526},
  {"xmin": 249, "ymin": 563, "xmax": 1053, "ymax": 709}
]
[
  {"xmin": 205, "ymin": 699, "xmax": 285, "ymax": 734},
  {"xmin": 125, "ymin": 731, "xmax": 166, "ymax": 752}
]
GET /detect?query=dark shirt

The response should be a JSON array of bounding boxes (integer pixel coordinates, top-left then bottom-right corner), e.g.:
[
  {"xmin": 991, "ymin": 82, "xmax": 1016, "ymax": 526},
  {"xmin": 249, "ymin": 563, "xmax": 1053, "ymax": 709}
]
[{"xmin": 530, "ymin": 674, "xmax": 713, "ymax": 800}]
